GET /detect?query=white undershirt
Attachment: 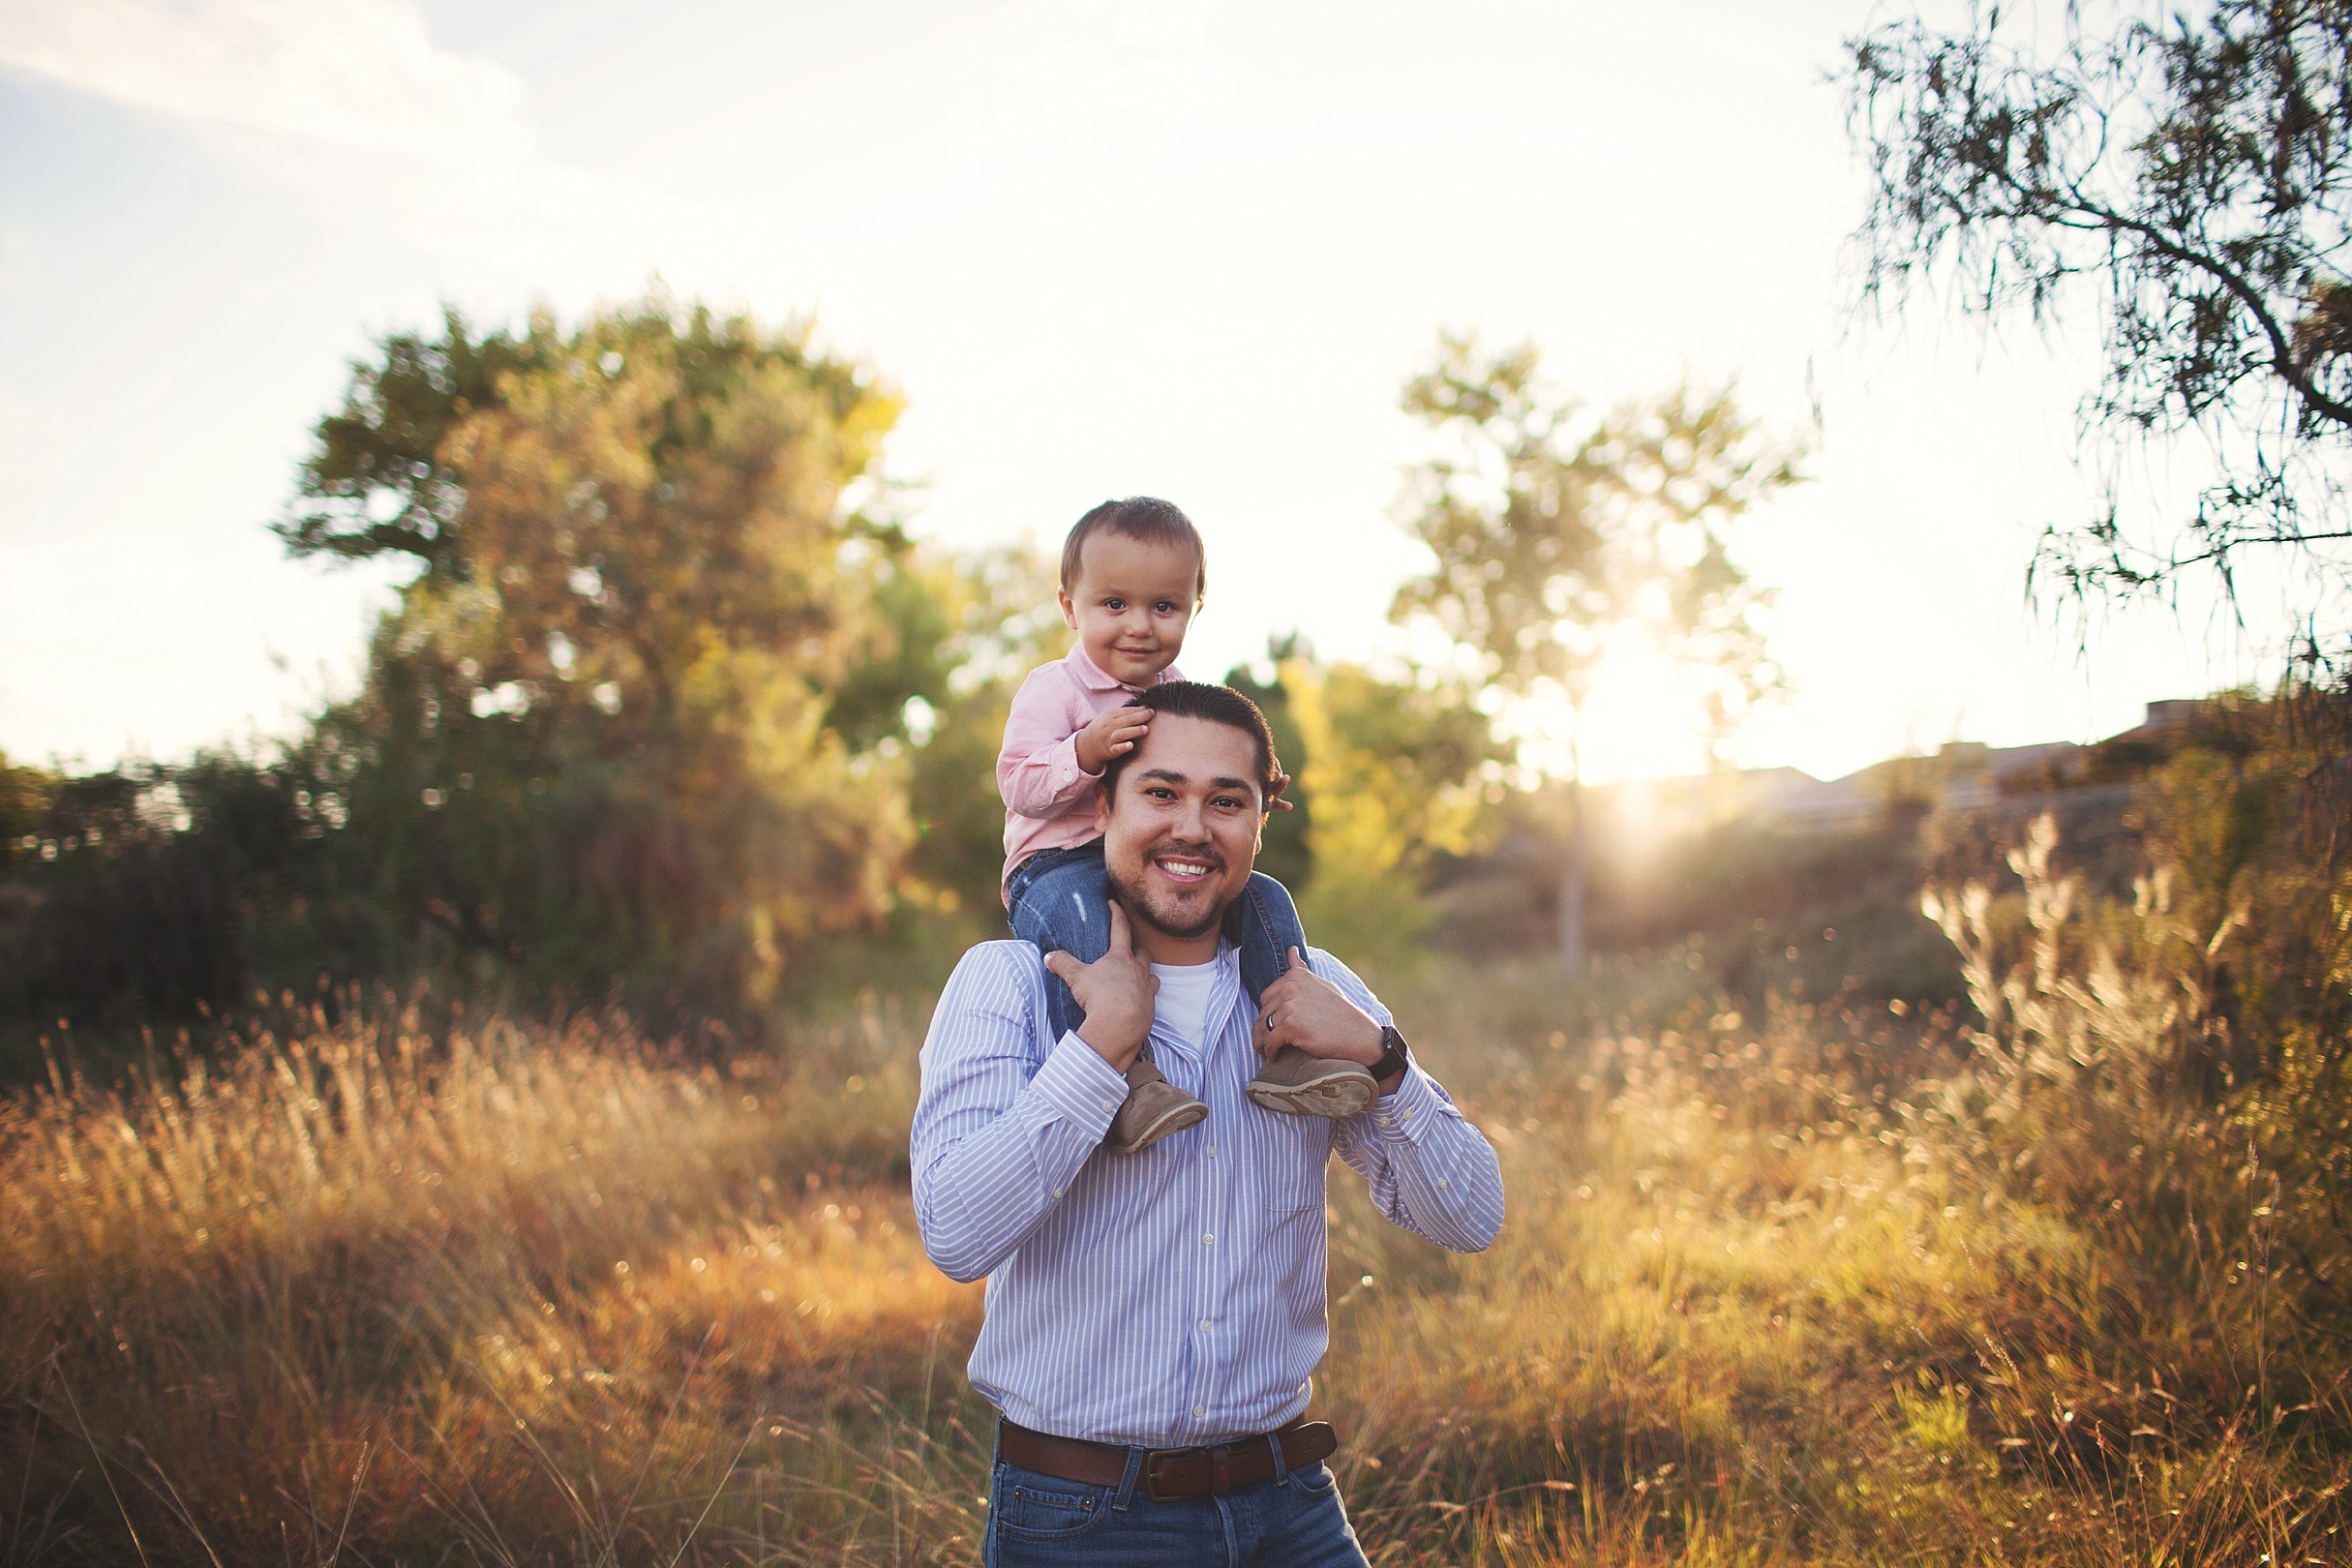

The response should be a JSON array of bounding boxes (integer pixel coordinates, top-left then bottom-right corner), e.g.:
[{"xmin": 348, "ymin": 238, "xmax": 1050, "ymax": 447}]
[{"xmin": 1149, "ymin": 960, "xmax": 1219, "ymax": 1051}]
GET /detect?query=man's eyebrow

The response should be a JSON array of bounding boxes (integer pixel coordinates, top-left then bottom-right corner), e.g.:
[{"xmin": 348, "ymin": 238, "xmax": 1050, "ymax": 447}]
[{"xmin": 1133, "ymin": 767, "xmax": 1261, "ymax": 797}]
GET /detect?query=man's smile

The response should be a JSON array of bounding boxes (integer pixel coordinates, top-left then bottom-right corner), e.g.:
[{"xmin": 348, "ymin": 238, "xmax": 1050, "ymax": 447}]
[{"xmin": 1149, "ymin": 848, "xmax": 1220, "ymax": 887}]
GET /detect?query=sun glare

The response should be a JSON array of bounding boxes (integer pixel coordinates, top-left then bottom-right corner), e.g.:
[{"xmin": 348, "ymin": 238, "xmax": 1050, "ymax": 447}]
[{"xmin": 1503, "ymin": 645, "xmax": 1728, "ymax": 787}]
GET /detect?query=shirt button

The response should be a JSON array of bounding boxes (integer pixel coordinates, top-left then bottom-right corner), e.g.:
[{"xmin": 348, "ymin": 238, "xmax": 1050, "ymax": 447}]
[
  {"xmin": 1051, "ymin": 1187, "xmax": 1064, "ymax": 1197},
  {"xmin": 1101, "ymin": 1100, "xmax": 1118, "ymax": 1113},
  {"xmin": 1435, "ymin": 1177, "xmax": 1449, "ymax": 1189},
  {"xmin": 1205, "ymin": 1146, "xmax": 1217, "ymax": 1159},
  {"xmin": 1192, "ymin": 1404, "xmax": 1207, "ymax": 1417},
  {"xmin": 1201, "ymin": 1233, "xmax": 1215, "ymax": 1246}
]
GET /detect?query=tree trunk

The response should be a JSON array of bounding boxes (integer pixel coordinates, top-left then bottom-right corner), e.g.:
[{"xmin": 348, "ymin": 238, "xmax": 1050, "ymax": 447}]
[{"xmin": 1558, "ymin": 777, "xmax": 1587, "ymax": 974}]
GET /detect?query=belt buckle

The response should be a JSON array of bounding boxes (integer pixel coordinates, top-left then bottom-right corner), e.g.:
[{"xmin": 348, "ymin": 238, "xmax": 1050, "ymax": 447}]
[{"xmin": 1143, "ymin": 1447, "xmax": 1190, "ymax": 1505}]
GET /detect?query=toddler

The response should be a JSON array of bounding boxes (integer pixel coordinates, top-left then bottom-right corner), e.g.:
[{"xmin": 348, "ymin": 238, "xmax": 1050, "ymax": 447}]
[{"xmin": 998, "ymin": 497, "xmax": 1378, "ymax": 1154}]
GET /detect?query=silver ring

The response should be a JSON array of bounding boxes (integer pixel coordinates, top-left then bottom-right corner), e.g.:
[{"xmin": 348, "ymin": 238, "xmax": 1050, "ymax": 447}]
[{"xmin": 1265, "ymin": 1010, "xmax": 1279, "ymax": 1031}]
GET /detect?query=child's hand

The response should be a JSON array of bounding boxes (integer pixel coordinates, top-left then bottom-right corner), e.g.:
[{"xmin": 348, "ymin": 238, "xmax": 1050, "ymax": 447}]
[
  {"xmin": 1075, "ymin": 705, "xmax": 1152, "ymax": 773},
  {"xmin": 1267, "ymin": 770, "xmax": 1295, "ymax": 812}
]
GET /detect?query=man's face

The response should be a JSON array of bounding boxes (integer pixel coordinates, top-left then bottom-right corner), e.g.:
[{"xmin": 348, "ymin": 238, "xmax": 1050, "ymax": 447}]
[{"xmin": 1094, "ymin": 713, "xmax": 1264, "ymax": 945}]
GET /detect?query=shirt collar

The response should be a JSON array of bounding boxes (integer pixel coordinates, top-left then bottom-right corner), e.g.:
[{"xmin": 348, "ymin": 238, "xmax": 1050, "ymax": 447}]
[
  {"xmin": 1066, "ymin": 643, "xmax": 1171, "ymax": 695},
  {"xmin": 1143, "ymin": 942, "xmax": 1241, "ymax": 1064}
]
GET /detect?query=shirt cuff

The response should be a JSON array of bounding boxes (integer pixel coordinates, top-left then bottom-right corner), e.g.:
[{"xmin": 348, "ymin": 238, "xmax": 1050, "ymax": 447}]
[
  {"xmin": 1027, "ymin": 1029, "xmax": 1131, "ymax": 1139},
  {"xmin": 1366, "ymin": 1064, "xmax": 1442, "ymax": 1142}
]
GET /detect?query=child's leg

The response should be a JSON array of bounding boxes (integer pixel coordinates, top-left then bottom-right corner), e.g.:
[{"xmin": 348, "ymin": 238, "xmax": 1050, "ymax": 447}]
[
  {"xmin": 1225, "ymin": 871, "xmax": 1310, "ymax": 1011},
  {"xmin": 1232, "ymin": 872, "xmax": 1379, "ymax": 1119},
  {"xmin": 1008, "ymin": 842, "xmax": 1206, "ymax": 1154},
  {"xmin": 1006, "ymin": 844, "xmax": 1111, "ymax": 1044}
]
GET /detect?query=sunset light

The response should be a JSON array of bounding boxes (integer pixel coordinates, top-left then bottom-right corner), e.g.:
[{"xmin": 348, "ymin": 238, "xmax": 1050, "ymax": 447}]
[{"xmin": 4, "ymin": 2, "xmax": 2347, "ymax": 1562}]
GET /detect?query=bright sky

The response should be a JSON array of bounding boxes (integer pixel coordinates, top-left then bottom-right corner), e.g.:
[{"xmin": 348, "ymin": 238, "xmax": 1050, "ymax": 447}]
[{"xmin": 0, "ymin": 0, "xmax": 2275, "ymax": 786}]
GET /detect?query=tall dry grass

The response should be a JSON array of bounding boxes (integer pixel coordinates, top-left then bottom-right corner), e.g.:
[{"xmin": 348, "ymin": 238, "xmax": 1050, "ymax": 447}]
[
  {"xmin": 6, "ymin": 859, "xmax": 2349, "ymax": 1565},
  {"xmin": 4, "ymin": 993, "xmax": 989, "ymax": 1566}
]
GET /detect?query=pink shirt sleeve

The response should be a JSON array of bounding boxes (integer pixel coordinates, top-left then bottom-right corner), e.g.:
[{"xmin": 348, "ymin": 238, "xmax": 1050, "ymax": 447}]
[{"xmin": 998, "ymin": 666, "xmax": 1103, "ymax": 820}]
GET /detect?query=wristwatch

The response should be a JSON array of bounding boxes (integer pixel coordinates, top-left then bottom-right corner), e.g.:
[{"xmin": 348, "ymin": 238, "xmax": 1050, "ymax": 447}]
[{"xmin": 1369, "ymin": 1025, "xmax": 1410, "ymax": 1084}]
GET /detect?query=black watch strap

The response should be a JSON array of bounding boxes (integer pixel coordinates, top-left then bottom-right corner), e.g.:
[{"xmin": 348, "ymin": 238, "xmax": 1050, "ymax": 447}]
[{"xmin": 1371, "ymin": 1025, "xmax": 1410, "ymax": 1083}]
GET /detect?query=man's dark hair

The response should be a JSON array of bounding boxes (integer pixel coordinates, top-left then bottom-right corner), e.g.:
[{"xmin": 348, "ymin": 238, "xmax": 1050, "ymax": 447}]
[
  {"xmin": 1101, "ymin": 681, "xmax": 1282, "ymax": 814},
  {"xmin": 1060, "ymin": 497, "xmax": 1207, "ymax": 600}
]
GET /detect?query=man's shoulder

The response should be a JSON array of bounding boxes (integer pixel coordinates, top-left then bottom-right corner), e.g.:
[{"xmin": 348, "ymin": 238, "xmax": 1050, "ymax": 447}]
[
  {"xmin": 964, "ymin": 940, "xmax": 1048, "ymax": 963},
  {"xmin": 940, "ymin": 941, "xmax": 1050, "ymax": 1006},
  {"xmin": 950, "ymin": 939, "xmax": 1047, "ymax": 982}
]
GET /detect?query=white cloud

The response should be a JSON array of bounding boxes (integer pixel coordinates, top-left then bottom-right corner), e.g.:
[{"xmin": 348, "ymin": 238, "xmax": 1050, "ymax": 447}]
[
  {"xmin": 0, "ymin": 0, "xmax": 771, "ymax": 287},
  {"xmin": 0, "ymin": 0, "xmax": 531, "ymax": 165}
]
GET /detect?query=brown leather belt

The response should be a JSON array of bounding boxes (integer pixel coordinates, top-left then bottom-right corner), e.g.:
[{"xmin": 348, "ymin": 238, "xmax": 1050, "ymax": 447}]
[{"xmin": 997, "ymin": 1417, "xmax": 1339, "ymax": 1504}]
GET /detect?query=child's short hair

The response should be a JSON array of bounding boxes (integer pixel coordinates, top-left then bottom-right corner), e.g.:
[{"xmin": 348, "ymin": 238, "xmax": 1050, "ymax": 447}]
[
  {"xmin": 1101, "ymin": 681, "xmax": 1282, "ymax": 814},
  {"xmin": 1060, "ymin": 497, "xmax": 1207, "ymax": 600}
]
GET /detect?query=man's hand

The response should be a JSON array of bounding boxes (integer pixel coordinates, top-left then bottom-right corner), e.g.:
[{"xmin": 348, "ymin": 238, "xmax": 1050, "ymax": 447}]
[
  {"xmin": 1043, "ymin": 903, "xmax": 1157, "ymax": 1072},
  {"xmin": 1073, "ymin": 705, "xmax": 1153, "ymax": 774},
  {"xmin": 1254, "ymin": 948, "xmax": 1400, "ymax": 1093}
]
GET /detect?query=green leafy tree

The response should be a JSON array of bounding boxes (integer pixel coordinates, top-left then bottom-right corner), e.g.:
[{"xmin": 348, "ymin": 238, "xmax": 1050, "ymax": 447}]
[
  {"xmin": 1282, "ymin": 656, "xmax": 1501, "ymax": 976},
  {"xmin": 0, "ymin": 753, "xmax": 57, "ymax": 878},
  {"xmin": 1225, "ymin": 637, "xmax": 1316, "ymax": 893},
  {"xmin": 901, "ymin": 544, "xmax": 1071, "ymax": 926},
  {"xmin": 285, "ymin": 297, "xmax": 925, "ymax": 1015},
  {"xmin": 1841, "ymin": 1, "xmax": 2352, "ymax": 643},
  {"xmin": 1394, "ymin": 335, "xmax": 1805, "ymax": 970}
]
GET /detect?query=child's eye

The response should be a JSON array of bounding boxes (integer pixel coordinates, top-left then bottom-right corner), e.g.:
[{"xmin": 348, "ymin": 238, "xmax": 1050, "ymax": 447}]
[
  {"xmin": 1154, "ymin": 600, "xmax": 1177, "ymax": 614},
  {"xmin": 1103, "ymin": 597, "xmax": 1126, "ymax": 611}
]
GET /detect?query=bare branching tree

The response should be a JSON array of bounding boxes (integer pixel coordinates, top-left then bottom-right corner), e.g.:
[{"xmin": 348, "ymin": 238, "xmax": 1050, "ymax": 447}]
[
  {"xmin": 1394, "ymin": 336, "xmax": 1806, "ymax": 970},
  {"xmin": 1841, "ymin": 0, "xmax": 2352, "ymax": 648}
]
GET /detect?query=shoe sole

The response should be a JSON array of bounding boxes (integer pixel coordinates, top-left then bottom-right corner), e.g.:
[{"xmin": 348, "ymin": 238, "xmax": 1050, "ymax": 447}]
[
  {"xmin": 1104, "ymin": 1099, "xmax": 1209, "ymax": 1155},
  {"xmin": 1247, "ymin": 1073, "xmax": 1377, "ymax": 1120}
]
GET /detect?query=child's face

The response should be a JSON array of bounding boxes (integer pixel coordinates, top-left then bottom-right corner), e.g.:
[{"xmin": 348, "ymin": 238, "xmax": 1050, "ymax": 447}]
[{"xmin": 1058, "ymin": 531, "xmax": 1201, "ymax": 686}]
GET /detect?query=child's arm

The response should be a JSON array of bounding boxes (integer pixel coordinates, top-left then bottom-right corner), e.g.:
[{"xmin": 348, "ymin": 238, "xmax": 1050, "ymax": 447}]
[{"xmin": 997, "ymin": 670, "xmax": 1151, "ymax": 819}]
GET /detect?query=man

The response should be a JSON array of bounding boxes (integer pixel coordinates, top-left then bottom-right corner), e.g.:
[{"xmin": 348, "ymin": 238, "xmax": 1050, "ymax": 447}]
[{"xmin": 911, "ymin": 680, "xmax": 1505, "ymax": 1567}]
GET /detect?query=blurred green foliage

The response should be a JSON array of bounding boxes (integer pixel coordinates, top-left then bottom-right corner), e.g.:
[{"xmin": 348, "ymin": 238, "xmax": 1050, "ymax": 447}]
[
  {"xmin": 6, "ymin": 296, "xmax": 2339, "ymax": 1132},
  {"xmin": 0, "ymin": 299, "xmax": 1064, "ymax": 1033}
]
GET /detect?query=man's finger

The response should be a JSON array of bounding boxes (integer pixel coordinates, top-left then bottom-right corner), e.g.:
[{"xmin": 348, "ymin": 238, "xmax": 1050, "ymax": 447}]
[
  {"xmin": 1105, "ymin": 900, "xmax": 1132, "ymax": 954},
  {"xmin": 1254, "ymin": 1006, "xmax": 1288, "ymax": 1059},
  {"xmin": 1042, "ymin": 950, "xmax": 1077, "ymax": 981}
]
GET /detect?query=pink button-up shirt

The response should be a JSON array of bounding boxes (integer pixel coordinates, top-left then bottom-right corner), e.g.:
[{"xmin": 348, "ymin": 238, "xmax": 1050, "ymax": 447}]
[{"xmin": 997, "ymin": 646, "xmax": 1185, "ymax": 904}]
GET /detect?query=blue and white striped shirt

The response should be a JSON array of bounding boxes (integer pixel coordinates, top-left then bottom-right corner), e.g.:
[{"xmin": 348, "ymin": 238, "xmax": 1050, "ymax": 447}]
[{"xmin": 911, "ymin": 939, "xmax": 1505, "ymax": 1448}]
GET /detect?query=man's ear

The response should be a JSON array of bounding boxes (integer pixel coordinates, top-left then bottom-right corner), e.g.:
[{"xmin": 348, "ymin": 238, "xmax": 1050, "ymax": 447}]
[
  {"xmin": 1093, "ymin": 781, "xmax": 1112, "ymax": 836},
  {"xmin": 1058, "ymin": 588, "xmax": 1079, "ymax": 631}
]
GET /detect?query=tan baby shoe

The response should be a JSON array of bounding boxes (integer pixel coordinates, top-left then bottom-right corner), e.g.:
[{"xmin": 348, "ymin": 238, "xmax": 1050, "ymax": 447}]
[
  {"xmin": 1246, "ymin": 1045, "xmax": 1377, "ymax": 1119},
  {"xmin": 1104, "ymin": 1054, "xmax": 1208, "ymax": 1154}
]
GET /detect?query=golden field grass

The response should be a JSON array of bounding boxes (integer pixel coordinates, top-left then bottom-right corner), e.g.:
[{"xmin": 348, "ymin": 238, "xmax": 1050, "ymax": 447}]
[{"xmin": 4, "ymin": 957, "xmax": 2348, "ymax": 1566}]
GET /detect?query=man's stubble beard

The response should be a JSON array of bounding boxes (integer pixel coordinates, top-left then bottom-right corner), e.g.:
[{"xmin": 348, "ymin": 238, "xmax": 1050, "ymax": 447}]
[{"xmin": 1104, "ymin": 848, "xmax": 1231, "ymax": 944}]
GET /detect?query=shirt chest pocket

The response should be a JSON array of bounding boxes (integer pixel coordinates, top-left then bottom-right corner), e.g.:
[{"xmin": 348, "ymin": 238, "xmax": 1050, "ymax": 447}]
[{"xmin": 1251, "ymin": 1114, "xmax": 1332, "ymax": 1216}]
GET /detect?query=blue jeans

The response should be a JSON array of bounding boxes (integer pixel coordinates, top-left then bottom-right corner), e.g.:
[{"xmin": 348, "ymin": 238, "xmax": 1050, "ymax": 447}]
[
  {"xmin": 1007, "ymin": 842, "xmax": 1309, "ymax": 1046},
  {"xmin": 982, "ymin": 1445, "xmax": 1370, "ymax": 1567}
]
